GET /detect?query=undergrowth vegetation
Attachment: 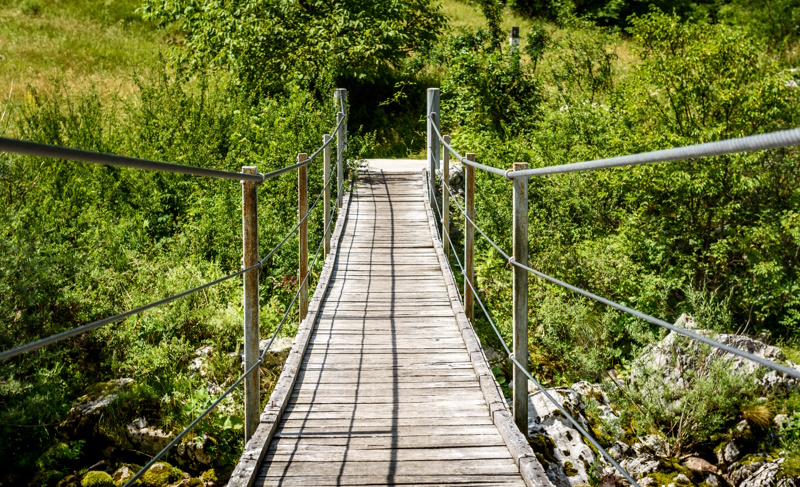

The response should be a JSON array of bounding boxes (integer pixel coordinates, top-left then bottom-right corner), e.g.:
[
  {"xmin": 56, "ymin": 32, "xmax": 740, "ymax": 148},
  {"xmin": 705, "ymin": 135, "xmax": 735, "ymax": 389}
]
[{"xmin": 4, "ymin": 0, "xmax": 800, "ymax": 483}]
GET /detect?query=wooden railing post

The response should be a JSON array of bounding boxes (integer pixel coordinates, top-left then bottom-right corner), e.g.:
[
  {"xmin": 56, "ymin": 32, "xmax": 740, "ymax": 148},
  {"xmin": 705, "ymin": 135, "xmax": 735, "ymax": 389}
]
[
  {"xmin": 335, "ymin": 88, "xmax": 347, "ymax": 209},
  {"xmin": 512, "ymin": 162, "xmax": 529, "ymax": 437},
  {"xmin": 241, "ymin": 166, "xmax": 260, "ymax": 442},
  {"xmin": 464, "ymin": 153, "xmax": 475, "ymax": 323},
  {"xmin": 442, "ymin": 135, "xmax": 450, "ymax": 257},
  {"xmin": 336, "ymin": 112, "xmax": 344, "ymax": 209},
  {"xmin": 298, "ymin": 154, "xmax": 308, "ymax": 321},
  {"xmin": 323, "ymin": 134, "xmax": 332, "ymax": 256},
  {"xmin": 427, "ymin": 88, "xmax": 440, "ymax": 212}
]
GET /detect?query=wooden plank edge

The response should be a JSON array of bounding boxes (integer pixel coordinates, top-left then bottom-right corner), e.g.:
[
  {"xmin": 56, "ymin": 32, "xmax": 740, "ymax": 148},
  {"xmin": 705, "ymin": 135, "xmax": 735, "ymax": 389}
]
[
  {"xmin": 228, "ymin": 180, "xmax": 355, "ymax": 487},
  {"xmin": 420, "ymin": 170, "xmax": 553, "ymax": 487}
]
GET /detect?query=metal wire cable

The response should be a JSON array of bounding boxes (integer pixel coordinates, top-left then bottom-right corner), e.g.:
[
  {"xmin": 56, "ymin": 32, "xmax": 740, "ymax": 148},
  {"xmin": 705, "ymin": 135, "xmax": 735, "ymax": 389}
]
[
  {"xmin": 509, "ymin": 259, "xmax": 800, "ymax": 380},
  {"xmin": 507, "ymin": 128, "xmax": 800, "ymax": 179},
  {"xmin": 428, "ymin": 116, "xmax": 464, "ymax": 162},
  {"xmin": 0, "ymin": 262, "xmax": 262, "ymax": 362},
  {"xmin": 0, "ymin": 137, "xmax": 264, "ymax": 181},
  {"xmin": 260, "ymin": 175, "xmax": 332, "ymax": 265},
  {"xmin": 0, "ymin": 174, "xmax": 334, "ymax": 362},
  {"xmin": 427, "ymin": 115, "xmax": 508, "ymax": 178},
  {"xmin": 508, "ymin": 357, "xmax": 640, "ymax": 487},
  {"xmin": 126, "ymin": 204, "xmax": 338, "ymax": 487},
  {"xmin": 443, "ymin": 179, "xmax": 512, "ymax": 263},
  {"xmin": 444, "ymin": 234, "xmax": 636, "ymax": 485},
  {"xmin": 430, "ymin": 181, "xmax": 464, "ymax": 306}
]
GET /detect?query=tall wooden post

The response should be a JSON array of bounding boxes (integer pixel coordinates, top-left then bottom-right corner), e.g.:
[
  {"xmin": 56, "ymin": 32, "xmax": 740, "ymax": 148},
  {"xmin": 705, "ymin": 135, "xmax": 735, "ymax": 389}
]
[
  {"xmin": 512, "ymin": 162, "xmax": 529, "ymax": 436},
  {"xmin": 427, "ymin": 89, "xmax": 440, "ymax": 211},
  {"xmin": 442, "ymin": 135, "xmax": 450, "ymax": 257},
  {"xmin": 464, "ymin": 154, "xmax": 475, "ymax": 323},
  {"xmin": 336, "ymin": 112, "xmax": 344, "ymax": 209},
  {"xmin": 323, "ymin": 134, "xmax": 332, "ymax": 256},
  {"xmin": 298, "ymin": 154, "xmax": 308, "ymax": 321},
  {"xmin": 241, "ymin": 166, "xmax": 260, "ymax": 442},
  {"xmin": 335, "ymin": 88, "xmax": 348, "ymax": 149},
  {"xmin": 335, "ymin": 89, "xmax": 347, "ymax": 209}
]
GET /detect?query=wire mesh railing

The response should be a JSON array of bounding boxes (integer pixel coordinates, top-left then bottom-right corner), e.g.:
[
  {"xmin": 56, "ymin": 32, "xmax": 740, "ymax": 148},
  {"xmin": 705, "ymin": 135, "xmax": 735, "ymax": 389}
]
[
  {"xmin": 0, "ymin": 88, "xmax": 349, "ymax": 485},
  {"xmin": 425, "ymin": 86, "xmax": 800, "ymax": 487}
]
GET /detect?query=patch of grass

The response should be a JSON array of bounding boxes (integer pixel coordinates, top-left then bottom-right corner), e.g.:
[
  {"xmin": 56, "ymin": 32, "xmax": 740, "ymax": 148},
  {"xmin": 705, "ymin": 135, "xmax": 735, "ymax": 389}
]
[
  {"xmin": 441, "ymin": 0, "xmax": 538, "ymax": 32},
  {"xmin": 0, "ymin": 0, "xmax": 169, "ymax": 101}
]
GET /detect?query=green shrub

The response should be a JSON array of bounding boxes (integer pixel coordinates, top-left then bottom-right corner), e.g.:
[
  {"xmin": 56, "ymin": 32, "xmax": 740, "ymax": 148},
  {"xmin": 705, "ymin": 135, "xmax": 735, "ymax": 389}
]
[
  {"xmin": 19, "ymin": 0, "xmax": 41, "ymax": 15},
  {"xmin": 140, "ymin": 463, "xmax": 180, "ymax": 487},
  {"xmin": 612, "ymin": 340, "xmax": 758, "ymax": 456},
  {"xmin": 81, "ymin": 471, "xmax": 114, "ymax": 487}
]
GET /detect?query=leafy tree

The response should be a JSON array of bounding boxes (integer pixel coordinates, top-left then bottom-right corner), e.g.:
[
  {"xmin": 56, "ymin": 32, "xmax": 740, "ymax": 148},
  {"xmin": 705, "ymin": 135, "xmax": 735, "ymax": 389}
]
[{"xmin": 141, "ymin": 0, "xmax": 445, "ymax": 94}]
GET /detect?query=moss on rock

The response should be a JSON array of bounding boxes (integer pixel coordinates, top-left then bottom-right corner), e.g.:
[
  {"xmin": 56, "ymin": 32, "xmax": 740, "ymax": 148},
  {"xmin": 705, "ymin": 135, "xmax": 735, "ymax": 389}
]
[
  {"xmin": 81, "ymin": 471, "xmax": 115, "ymax": 487},
  {"xmin": 140, "ymin": 462, "xmax": 181, "ymax": 487},
  {"xmin": 563, "ymin": 461, "xmax": 579, "ymax": 477},
  {"xmin": 201, "ymin": 469, "xmax": 218, "ymax": 483}
]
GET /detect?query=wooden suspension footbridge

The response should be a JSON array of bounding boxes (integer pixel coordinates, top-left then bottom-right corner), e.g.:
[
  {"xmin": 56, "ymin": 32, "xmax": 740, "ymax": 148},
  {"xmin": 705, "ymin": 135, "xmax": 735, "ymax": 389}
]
[
  {"xmin": 230, "ymin": 163, "xmax": 549, "ymax": 486},
  {"xmin": 3, "ymin": 87, "xmax": 800, "ymax": 487}
]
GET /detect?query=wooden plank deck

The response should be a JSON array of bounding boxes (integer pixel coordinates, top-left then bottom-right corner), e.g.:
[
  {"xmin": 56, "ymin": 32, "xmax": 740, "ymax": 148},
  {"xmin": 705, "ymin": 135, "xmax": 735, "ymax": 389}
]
[
  {"xmin": 252, "ymin": 171, "xmax": 525, "ymax": 486},
  {"xmin": 228, "ymin": 168, "xmax": 551, "ymax": 487}
]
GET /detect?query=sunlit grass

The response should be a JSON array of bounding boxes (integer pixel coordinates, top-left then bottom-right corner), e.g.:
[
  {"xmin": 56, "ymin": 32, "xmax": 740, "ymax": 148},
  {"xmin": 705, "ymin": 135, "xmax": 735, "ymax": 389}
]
[{"xmin": 0, "ymin": 0, "xmax": 170, "ymax": 101}]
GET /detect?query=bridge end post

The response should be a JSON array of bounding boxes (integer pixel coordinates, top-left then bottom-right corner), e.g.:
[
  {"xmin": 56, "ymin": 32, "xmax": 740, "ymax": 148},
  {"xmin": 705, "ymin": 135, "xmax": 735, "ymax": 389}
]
[
  {"xmin": 512, "ymin": 162, "xmax": 529, "ymax": 437},
  {"xmin": 323, "ymin": 134, "xmax": 332, "ymax": 256},
  {"xmin": 427, "ymin": 88, "xmax": 440, "ymax": 211},
  {"xmin": 298, "ymin": 154, "xmax": 309, "ymax": 320},
  {"xmin": 442, "ymin": 135, "xmax": 450, "ymax": 258},
  {"xmin": 242, "ymin": 165, "xmax": 260, "ymax": 442},
  {"xmin": 464, "ymin": 153, "xmax": 475, "ymax": 324},
  {"xmin": 335, "ymin": 88, "xmax": 347, "ymax": 209}
]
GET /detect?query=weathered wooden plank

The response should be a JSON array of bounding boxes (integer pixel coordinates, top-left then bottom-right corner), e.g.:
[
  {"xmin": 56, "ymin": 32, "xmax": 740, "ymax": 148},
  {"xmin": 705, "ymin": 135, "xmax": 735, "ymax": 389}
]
[
  {"xmin": 264, "ymin": 446, "xmax": 515, "ymax": 463},
  {"xmin": 255, "ymin": 474, "xmax": 525, "ymax": 486},
  {"xmin": 235, "ymin": 170, "xmax": 531, "ymax": 487},
  {"xmin": 260, "ymin": 459, "xmax": 520, "ymax": 477}
]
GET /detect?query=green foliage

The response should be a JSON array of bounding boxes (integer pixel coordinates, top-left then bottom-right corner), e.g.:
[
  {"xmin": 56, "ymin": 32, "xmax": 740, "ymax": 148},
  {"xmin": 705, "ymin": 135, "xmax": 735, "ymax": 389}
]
[
  {"xmin": 19, "ymin": 0, "xmax": 41, "ymax": 15},
  {"xmin": 477, "ymin": 0, "xmax": 506, "ymax": 49},
  {"xmin": 140, "ymin": 0, "xmax": 445, "ymax": 95},
  {"xmin": 433, "ymin": 29, "xmax": 543, "ymax": 137},
  {"xmin": 612, "ymin": 341, "xmax": 758, "ymax": 456},
  {"xmin": 0, "ymin": 65, "xmax": 358, "ymax": 481},
  {"xmin": 140, "ymin": 462, "xmax": 180, "ymax": 487},
  {"xmin": 81, "ymin": 471, "xmax": 114, "ymax": 487}
]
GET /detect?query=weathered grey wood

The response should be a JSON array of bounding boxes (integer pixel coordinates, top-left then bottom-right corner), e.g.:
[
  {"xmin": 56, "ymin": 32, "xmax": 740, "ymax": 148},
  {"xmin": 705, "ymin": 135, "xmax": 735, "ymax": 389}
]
[
  {"xmin": 256, "ymin": 475, "xmax": 525, "ymax": 486},
  {"xmin": 442, "ymin": 134, "xmax": 451, "ymax": 258},
  {"xmin": 236, "ymin": 168, "xmax": 541, "ymax": 487},
  {"xmin": 422, "ymin": 171, "xmax": 553, "ymax": 487},
  {"xmin": 242, "ymin": 165, "xmax": 260, "ymax": 442},
  {"xmin": 336, "ymin": 110, "xmax": 345, "ymax": 209},
  {"xmin": 227, "ymin": 184, "xmax": 353, "ymax": 487},
  {"xmin": 513, "ymin": 161, "xmax": 529, "ymax": 436},
  {"xmin": 298, "ymin": 153, "xmax": 308, "ymax": 320},
  {"xmin": 464, "ymin": 153, "xmax": 475, "ymax": 323},
  {"xmin": 323, "ymin": 134, "xmax": 332, "ymax": 256}
]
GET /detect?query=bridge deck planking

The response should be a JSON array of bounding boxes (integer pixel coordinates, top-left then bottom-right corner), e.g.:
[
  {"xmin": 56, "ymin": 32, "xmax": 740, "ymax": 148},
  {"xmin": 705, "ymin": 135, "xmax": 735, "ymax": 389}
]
[{"xmin": 252, "ymin": 171, "xmax": 527, "ymax": 487}]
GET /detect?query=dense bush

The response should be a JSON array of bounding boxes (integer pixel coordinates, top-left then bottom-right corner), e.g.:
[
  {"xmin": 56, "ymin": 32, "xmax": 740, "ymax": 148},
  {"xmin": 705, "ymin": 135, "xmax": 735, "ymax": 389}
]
[
  {"xmin": 140, "ymin": 0, "xmax": 445, "ymax": 95},
  {"xmin": 0, "ymin": 69, "xmax": 361, "ymax": 481},
  {"xmin": 432, "ymin": 12, "xmax": 800, "ymax": 383}
]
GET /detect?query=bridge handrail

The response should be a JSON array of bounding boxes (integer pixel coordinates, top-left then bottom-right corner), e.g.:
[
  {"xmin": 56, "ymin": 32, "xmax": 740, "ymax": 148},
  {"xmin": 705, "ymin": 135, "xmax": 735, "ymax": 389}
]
[
  {"xmin": 430, "ymin": 179, "xmax": 640, "ymax": 487},
  {"xmin": 124, "ymin": 203, "xmax": 337, "ymax": 487},
  {"xmin": 426, "ymin": 86, "xmax": 800, "ymax": 487},
  {"xmin": 0, "ymin": 88, "xmax": 349, "ymax": 486}
]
